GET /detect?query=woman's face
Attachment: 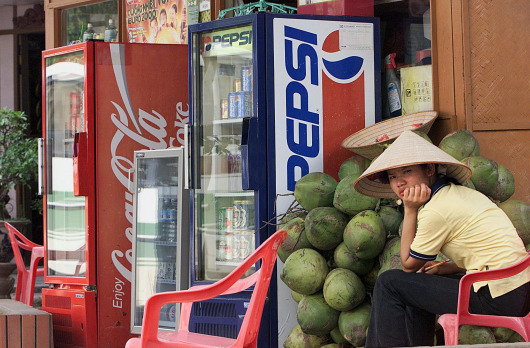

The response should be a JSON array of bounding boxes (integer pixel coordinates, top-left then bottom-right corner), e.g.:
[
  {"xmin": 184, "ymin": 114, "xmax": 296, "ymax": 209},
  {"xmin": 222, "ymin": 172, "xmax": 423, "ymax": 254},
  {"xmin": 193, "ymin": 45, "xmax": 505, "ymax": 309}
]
[{"xmin": 387, "ymin": 164, "xmax": 435, "ymax": 197}]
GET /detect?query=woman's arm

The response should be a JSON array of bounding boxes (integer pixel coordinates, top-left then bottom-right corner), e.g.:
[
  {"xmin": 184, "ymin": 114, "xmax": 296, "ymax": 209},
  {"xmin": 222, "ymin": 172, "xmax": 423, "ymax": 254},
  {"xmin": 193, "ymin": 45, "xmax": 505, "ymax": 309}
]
[{"xmin": 400, "ymin": 184, "xmax": 431, "ymax": 272}]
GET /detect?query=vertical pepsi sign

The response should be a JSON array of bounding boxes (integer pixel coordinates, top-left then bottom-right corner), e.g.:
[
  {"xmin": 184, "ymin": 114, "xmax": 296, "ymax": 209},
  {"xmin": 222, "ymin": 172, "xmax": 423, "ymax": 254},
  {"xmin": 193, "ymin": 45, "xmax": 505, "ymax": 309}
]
[
  {"xmin": 274, "ymin": 17, "xmax": 377, "ymax": 214},
  {"xmin": 272, "ymin": 16, "xmax": 379, "ymax": 345}
]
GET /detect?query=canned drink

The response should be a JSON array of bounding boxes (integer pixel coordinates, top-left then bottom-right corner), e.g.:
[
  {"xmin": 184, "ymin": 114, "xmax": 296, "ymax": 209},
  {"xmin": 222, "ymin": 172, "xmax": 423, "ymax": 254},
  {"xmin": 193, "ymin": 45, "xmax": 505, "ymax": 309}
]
[
  {"xmin": 220, "ymin": 98, "xmax": 229, "ymax": 119},
  {"xmin": 225, "ymin": 207, "xmax": 233, "ymax": 233},
  {"xmin": 228, "ymin": 92, "xmax": 239, "ymax": 119},
  {"xmin": 217, "ymin": 207, "xmax": 227, "ymax": 232},
  {"xmin": 232, "ymin": 202, "xmax": 241, "ymax": 230},
  {"xmin": 237, "ymin": 91, "xmax": 252, "ymax": 118},
  {"xmin": 216, "ymin": 233, "xmax": 227, "ymax": 261},
  {"xmin": 159, "ymin": 262, "xmax": 167, "ymax": 279},
  {"xmin": 234, "ymin": 78, "xmax": 242, "ymax": 92},
  {"xmin": 238, "ymin": 200, "xmax": 250, "ymax": 231},
  {"xmin": 239, "ymin": 232, "xmax": 254, "ymax": 260},
  {"xmin": 225, "ymin": 232, "xmax": 234, "ymax": 260},
  {"xmin": 166, "ymin": 262, "xmax": 175, "ymax": 280},
  {"xmin": 232, "ymin": 231, "xmax": 241, "ymax": 261},
  {"xmin": 241, "ymin": 66, "xmax": 253, "ymax": 92}
]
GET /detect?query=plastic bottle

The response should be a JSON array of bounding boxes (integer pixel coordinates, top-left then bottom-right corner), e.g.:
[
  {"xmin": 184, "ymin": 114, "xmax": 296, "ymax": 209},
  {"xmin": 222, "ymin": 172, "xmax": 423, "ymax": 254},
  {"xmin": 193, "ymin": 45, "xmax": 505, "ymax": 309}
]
[
  {"xmin": 385, "ymin": 53, "xmax": 402, "ymax": 118},
  {"xmin": 83, "ymin": 23, "xmax": 95, "ymax": 42},
  {"xmin": 104, "ymin": 19, "xmax": 118, "ymax": 42}
]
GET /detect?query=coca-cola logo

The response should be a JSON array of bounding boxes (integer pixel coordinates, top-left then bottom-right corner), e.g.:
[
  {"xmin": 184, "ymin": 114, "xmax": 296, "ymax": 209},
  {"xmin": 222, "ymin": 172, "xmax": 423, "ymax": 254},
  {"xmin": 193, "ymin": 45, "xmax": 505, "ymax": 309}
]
[{"xmin": 107, "ymin": 44, "xmax": 188, "ymax": 291}]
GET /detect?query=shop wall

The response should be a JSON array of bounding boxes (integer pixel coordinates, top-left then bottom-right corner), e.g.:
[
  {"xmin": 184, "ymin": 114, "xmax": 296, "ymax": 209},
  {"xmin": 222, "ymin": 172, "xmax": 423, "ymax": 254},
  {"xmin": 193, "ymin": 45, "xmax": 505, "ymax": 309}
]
[{"xmin": 461, "ymin": 0, "xmax": 529, "ymax": 202}]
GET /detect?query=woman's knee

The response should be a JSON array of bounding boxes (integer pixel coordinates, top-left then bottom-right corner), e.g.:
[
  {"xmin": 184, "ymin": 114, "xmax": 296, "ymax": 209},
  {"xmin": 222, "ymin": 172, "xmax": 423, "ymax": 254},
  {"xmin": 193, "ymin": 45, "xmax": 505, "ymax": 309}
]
[{"xmin": 374, "ymin": 269, "xmax": 405, "ymax": 292}]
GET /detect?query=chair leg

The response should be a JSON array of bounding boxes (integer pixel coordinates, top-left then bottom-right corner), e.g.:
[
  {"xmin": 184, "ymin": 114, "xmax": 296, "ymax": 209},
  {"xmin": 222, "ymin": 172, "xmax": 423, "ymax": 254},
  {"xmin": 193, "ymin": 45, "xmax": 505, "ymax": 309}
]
[{"xmin": 15, "ymin": 270, "xmax": 23, "ymax": 301}]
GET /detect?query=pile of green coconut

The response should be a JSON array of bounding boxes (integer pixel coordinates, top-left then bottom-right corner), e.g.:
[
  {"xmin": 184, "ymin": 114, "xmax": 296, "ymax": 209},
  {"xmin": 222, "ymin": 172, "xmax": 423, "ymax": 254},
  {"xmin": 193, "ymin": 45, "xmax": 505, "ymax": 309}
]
[{"xmin": 279, "ymin": 130, "xmax": 529, "ymax": 347}]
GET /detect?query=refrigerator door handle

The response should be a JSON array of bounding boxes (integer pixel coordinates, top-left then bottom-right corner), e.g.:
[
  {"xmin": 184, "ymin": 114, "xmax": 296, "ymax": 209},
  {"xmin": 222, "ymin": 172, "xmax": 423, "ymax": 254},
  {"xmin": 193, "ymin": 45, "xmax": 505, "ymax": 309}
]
[
  {"xmin": 184, "ymin": 123, "xmax": 190, "ymax": 189},
  {"xmin": 73, "ymin": 132, "xmax": 89, "ymax": 197},
  {"xmin": 241, "ymin": 117, "xmax": 258, "ymax": 190},
  {"xmin": 38, "ymin": 138, "xmax": 44, "ymax": 195}
]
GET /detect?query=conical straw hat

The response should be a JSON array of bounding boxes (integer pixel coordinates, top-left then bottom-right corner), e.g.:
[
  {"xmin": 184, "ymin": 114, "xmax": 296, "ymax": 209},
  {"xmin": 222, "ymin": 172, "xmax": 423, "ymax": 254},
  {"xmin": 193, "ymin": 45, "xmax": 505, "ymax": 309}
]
[
  {"xmin": 341, "ymin": 111, "xmax": 438, "ymax": 160},
  {"xmin": 353, "ymin": 130, "xmax": 472, "ymax": 198}
]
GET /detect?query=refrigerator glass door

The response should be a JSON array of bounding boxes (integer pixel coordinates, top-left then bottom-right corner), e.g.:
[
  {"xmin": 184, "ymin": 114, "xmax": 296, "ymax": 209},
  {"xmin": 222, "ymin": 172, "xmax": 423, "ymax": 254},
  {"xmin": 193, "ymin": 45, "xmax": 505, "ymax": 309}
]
[
  {"xmin": 44, "ymin": 51, "xmax": 87, "ymax": 277},
  {"xmin": 131, "ymin": 149, "xmax": 186, "ymax": 332},
  {"xmin": 192, "ymin": 24, "xmax": 256, "ymax": 282}
]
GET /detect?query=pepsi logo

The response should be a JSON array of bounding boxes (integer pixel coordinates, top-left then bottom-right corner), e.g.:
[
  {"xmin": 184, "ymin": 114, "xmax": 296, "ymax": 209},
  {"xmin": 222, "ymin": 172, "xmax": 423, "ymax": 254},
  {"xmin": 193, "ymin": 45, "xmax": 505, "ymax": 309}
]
[{"xmin": 321, "ymin": 30, "xmax": 364, "ymax": 84}]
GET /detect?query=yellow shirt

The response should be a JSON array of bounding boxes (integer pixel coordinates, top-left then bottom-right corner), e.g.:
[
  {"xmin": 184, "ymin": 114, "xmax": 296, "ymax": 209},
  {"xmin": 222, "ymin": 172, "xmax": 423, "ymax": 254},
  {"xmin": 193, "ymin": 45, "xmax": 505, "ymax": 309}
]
[{"xmin": 410, "ymin": 183, "xmax": 529, "ymax": 298}]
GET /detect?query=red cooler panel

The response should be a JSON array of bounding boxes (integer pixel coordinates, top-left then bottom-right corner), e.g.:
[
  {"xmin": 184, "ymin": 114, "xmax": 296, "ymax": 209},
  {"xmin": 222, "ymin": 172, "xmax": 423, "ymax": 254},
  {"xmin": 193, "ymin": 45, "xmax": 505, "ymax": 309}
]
[
  {"xmin": 94, "ymin": 42, "xmax": 189, "ymax": 346},
  {"xmin": 42, "ymin": 287, "xmax": 97, "ymax": 348}
]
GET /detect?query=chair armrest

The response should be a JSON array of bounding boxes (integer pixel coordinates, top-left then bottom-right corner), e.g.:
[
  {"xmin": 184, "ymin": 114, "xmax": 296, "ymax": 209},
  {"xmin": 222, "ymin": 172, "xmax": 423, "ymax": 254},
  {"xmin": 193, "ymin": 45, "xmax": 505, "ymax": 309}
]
[
  {"xmin": 141, "ymin": 260, "xmax": 262, "ymax": 342},
  {"xmin": 457, "ymin": 254, "xmax": 530, "ymax": 315}
]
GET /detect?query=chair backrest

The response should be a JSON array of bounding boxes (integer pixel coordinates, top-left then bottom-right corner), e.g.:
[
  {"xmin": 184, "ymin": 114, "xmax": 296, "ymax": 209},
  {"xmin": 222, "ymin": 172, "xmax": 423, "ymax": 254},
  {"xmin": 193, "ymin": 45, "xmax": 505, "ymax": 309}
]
[
  {"xmin": 457, "ymin": 251, "xmax": 530, "ymax": 318},
  {"xmin": 4, "ymin": 222, "xmax": 39, "ymax": 269},
  {"xmin": 176, "ymin": 229, "xmax": 286, "ymax": 347}
]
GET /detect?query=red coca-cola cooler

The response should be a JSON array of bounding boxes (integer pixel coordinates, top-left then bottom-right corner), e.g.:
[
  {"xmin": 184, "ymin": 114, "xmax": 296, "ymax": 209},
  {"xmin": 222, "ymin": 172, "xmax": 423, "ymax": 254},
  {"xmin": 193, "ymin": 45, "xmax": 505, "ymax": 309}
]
[{"xmin": 40, "ymin": 42, "xmax": 188, "ymax": 348}]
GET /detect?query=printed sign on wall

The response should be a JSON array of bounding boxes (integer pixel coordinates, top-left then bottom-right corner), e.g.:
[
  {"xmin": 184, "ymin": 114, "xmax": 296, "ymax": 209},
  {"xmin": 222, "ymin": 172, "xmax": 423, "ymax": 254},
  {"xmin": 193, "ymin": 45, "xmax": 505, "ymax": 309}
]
[{"xmin": 126, "ymin": 0, "xmax": 188, "ymax": 44}]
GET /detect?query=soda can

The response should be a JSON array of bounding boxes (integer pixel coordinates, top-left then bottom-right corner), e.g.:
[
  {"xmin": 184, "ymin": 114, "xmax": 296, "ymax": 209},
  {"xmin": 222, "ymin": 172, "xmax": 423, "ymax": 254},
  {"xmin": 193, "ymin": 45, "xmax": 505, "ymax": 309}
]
[
  {"xmin": 217, "ymin": 207, "xmax": 226, "ymax": 232},
  {"xmin": 159, "ymin": 262, "xmax": 167, "ymax": 279},
  {"xmin": 216, "ymin": 233, "xmax": 227, "ymax": 261},
  {"xmin": 228, "ymin": 92, "xmax": 239, "ymax": 119},
  {"xmin": 157, "ymin": 262, "xmax": 166, "ymax": 279},
  {"xmin": 239, "ymin": 232, "xmax": 254, "ymax": 260},
  {"xmin": 232, "ymin": 231, "xmax": 241, "ymax": 261},
  {"xmin": 225, "ymin": 207, "xmax": 233, "ymax": 233},
  {"xmin": 232, "ymin": 202, "xmax": 241, "ymax": 230},
  {"xmin": 220, "ymin": 98, "xmax": 229, "ymax": 119},
  {"xmin": 225, "ymin": 232, "xmax": 234, "ymax": 260},
  {"xmin": 166, "ymin": 262, "xmax": 175, "ymax": 280},
  {"xmin": 238, "ymin": 200, "xmax": 250, "ymax": 231},
  {"xmin": 241, "ymin": 66, "xmax": 253, "ymax": 92},
  {"xmin": 234, "ymin": 78, "xmax": 242, "ymax": 92},
  {"xmin": 237, "ymin": 92, "xmax": 252, "ymax": 118}
]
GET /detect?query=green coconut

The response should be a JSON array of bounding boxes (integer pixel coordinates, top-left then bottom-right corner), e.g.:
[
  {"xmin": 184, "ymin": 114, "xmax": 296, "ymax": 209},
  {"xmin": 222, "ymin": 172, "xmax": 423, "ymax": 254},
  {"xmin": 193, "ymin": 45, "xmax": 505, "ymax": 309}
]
[
  {"xmin": 284, "ymin": 324, "xmax": 332, "ymax": 348},
  {"xmin": 338, "ymin": 155, "xmax": 370, "ymax": 181},
  {"xmin": 330, "ymin": 327, "xmax": 351, "ymax": 345},
  {"xmin": 333, "ymin": 174, "xmax": 380, "ymax": 216},
  {"xmin": 378, "ymin": 237, "xmax": 401, "ymax": 266},
  {"xmin": 377, "ymin": 206, "xmax": 404, "ymax": 238},
  {"xmin": 491, "ymin": 163, "xmax": 515, "ymax": 202},
  {"xmin": 492, "ymin": 327, "xmax": 517, "ymax": 343},
  {"xmin": 378, "ymin": 255, "xmax": 403, "ymax": 276},
  {"xmin": 338, "ymin": 302, "xmax": 372, "ymax": 347},
  {"xmin": 279, "ymin": 211, "xmax": 308, "ymax": 225},
  {"xmin": 305, "ymin": 207, "xmax": 350, "ymax": 250},
  {"xmin": 321, "ymin": 344, "xmax": 341, "ymax": 348},
  {"xmin": 498, "ymin": 199, "xmax": 530, "ymax": 245},
  {"xmin": 291, "ymin": 290, "xmax": 304, "ymax": 303},
  {"xmin": 343, "ymin": 210, "xmax": 386, "ymax": 260},
  {"xmin": 412, "ymin": 130, "xmax": 432, "ymax": 143},
  {"xmin": 280, "ymin": 248, "xmax": 329, "ymax": 295},
  {"xmin": 294, "ymin": 172, "xmax": 338, "ymax": 211},
  {"xmin": 333, "ymin": 242, "xmax": 374, "ymax": 276},
  {"xmin": 278, "ymin": 217, "xmax": 313, "ymax": 263},
  {"xmin": 439, "ymin": 129, "xmax": 480, "ymax": 161},
  {"xmin": 361, "ymin": 263, "xmax": 380, "ymax": 291},
  {"xmin": 297, "ymin": 291, "xmax": 340, "ymax": 336},
  {"xmin": 323, "ymin": 268, "xmax": 366, "ymax": 312},
  {"xmin": 461, "ymin": 156, "xmax": 499, "ymax": 197},
  {"xmin": 458, "ymin": 325, "xmax": 495, "ymax": 345}
]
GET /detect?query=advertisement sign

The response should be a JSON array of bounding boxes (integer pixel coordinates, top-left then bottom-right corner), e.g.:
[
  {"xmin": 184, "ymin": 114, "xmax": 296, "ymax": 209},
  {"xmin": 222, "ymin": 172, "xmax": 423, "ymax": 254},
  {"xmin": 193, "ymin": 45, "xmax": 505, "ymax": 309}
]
[
  {"xmin": 274, "ymin": 18, "xmax": 375, "ymax": 213},
  {"xmin": 273, "ymin": 17, "xmax": 377, "ymax": 346},
  {"xmin": 95, "ymin": 43, "xmax": 188, "ymax": 346},
  {"xmin": 126, "ymin": 0, "xmax": 188, "ymax": 44}
]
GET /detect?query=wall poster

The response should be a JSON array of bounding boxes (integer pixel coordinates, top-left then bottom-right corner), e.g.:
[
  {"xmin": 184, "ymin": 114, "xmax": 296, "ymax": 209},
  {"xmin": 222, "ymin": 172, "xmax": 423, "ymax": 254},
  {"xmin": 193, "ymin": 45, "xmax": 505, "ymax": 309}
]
[{"xmin": 126, "ymin": 0, "xmax": 188, "ymax": 44}]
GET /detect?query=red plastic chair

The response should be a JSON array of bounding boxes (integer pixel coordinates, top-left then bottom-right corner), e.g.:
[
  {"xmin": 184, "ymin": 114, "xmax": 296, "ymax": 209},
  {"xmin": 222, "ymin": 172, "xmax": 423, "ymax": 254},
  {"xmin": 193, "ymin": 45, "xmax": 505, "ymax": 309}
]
[
  {"xmin": 125, "ymin": 229, "xmax": 287, "ymax": 348},
  {"xmin": 438, "ymin": 252, "xmax": 530, "ymax": 345},
  {"xmin": 4, "ymin": 222, "xmax": 44, "ymax": 306}
]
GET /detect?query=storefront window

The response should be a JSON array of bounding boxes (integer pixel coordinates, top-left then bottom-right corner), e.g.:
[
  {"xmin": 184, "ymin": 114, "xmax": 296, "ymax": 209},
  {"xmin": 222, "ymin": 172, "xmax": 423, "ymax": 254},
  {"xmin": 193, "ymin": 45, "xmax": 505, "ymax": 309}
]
[
  {"xmin": 61, "ymin": 0, "xmax": 118, "ymax": 45},
  {"xmin": 375, "ymin": 0, "xmax": 432, "ymax": 119}
]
